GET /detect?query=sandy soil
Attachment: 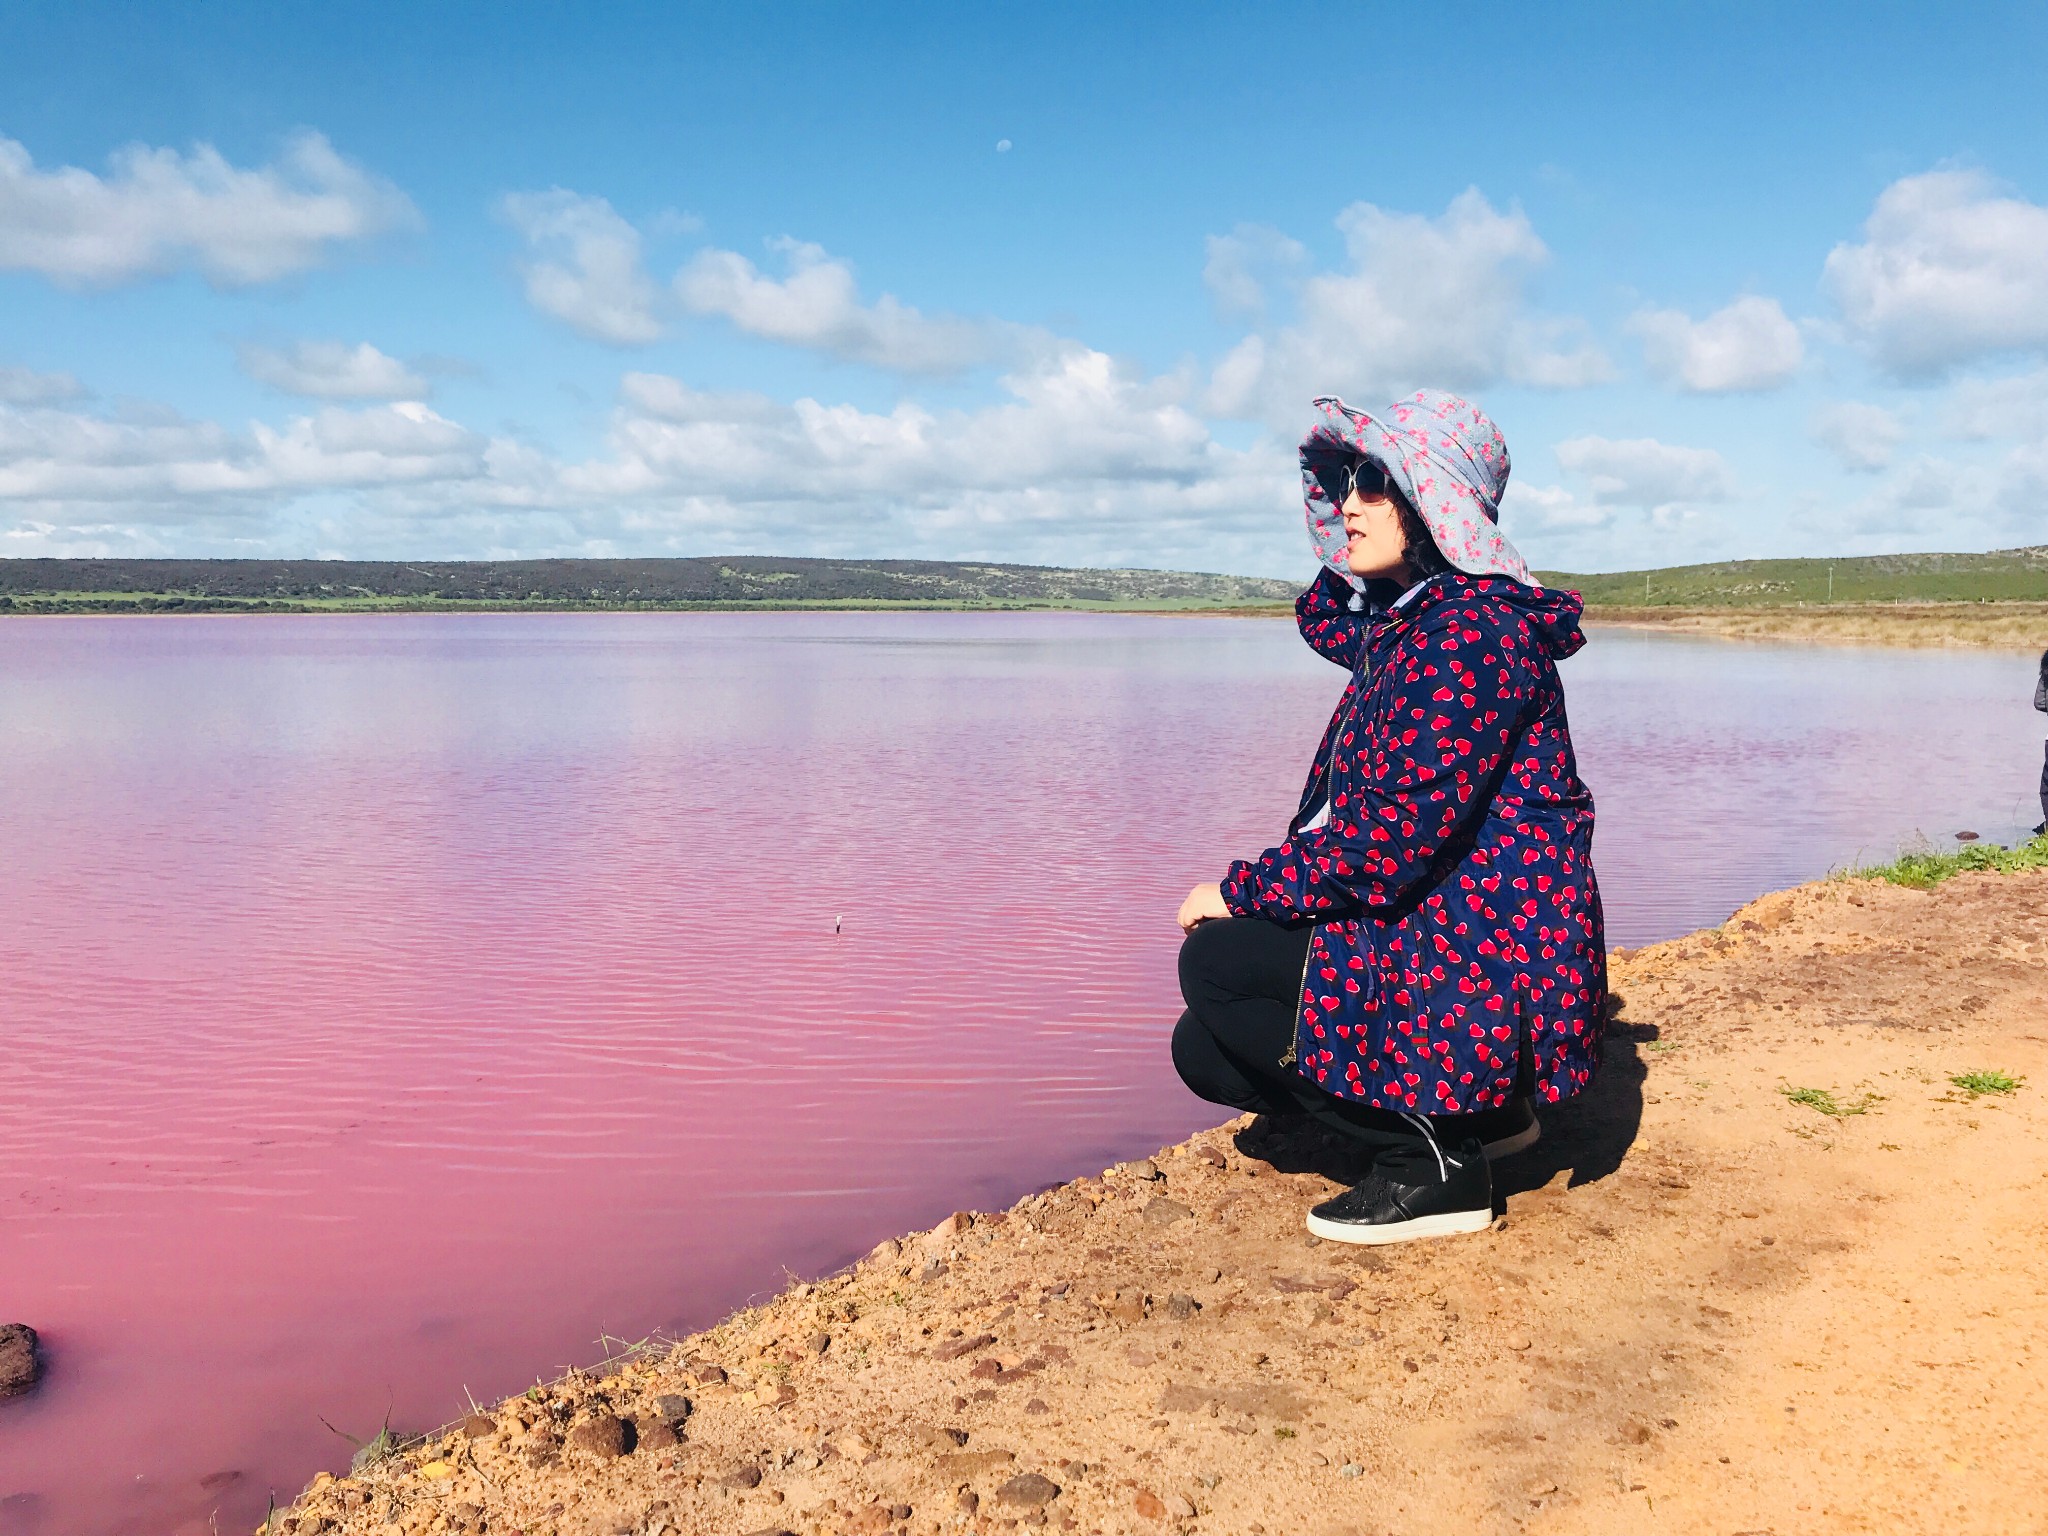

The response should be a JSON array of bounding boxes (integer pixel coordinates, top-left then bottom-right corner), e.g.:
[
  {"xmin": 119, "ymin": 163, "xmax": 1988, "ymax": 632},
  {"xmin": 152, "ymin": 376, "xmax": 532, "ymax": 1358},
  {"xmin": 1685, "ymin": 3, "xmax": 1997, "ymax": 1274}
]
[
  {"xmin": 1585, "ymin": 602, "xmax": 2048, "ymax": 652},
  {"xmin": 274, "ymin": 870, "xmax": 2048, "ymax": 1536}
]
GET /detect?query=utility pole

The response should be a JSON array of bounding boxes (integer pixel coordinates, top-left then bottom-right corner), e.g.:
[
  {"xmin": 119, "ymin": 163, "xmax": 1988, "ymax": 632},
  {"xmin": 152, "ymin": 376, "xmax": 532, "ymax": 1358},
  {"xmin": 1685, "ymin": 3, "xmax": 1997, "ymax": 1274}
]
[
  {"xmin": 1827, "ymin": 563, "xmax": 1834, "ymax": 602},
  {"xmin": 1644, "ymin": 571, "xmax": 1652, "ymax": 603}
]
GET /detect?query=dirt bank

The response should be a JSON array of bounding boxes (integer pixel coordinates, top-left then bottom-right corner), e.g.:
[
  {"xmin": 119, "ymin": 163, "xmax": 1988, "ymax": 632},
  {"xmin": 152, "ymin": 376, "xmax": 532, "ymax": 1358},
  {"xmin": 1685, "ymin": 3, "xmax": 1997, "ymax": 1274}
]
[
  {"xmin": 274, "ymin": 870, "xmax": 2048, "ymax": 1536},
  {"xmin": 1586, "ymin": 601, "xmax": 2048, "ymax": 651}
]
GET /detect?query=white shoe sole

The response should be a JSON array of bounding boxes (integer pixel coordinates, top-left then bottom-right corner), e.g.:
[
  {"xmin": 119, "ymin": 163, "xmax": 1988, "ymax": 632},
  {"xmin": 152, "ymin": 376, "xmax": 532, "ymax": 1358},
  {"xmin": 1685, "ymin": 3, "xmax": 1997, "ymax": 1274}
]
[
  {"xmin": 1481, "ymin": 1118, "xmax": 1540, "ymax": 1160},
  {"xmin": 1305, "ymin": 1206, "xmax": 1493, "ymax": 1245}
]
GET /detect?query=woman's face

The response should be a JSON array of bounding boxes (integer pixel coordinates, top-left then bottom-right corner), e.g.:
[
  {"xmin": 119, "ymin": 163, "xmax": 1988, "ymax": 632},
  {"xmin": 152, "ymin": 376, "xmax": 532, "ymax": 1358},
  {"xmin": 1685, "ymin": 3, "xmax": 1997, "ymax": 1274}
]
[{"xmin": 1342, "ymin": 486, "xmax": 1413, "ymax": 581}]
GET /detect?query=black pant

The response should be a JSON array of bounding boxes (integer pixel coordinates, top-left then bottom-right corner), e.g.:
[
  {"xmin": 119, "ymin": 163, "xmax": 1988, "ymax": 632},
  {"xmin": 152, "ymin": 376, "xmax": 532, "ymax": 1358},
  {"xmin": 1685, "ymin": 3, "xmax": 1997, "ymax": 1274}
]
[
  {"xmin": 1172, "ymin": 916, "xmax": 1522, "ymax": 1149},
  {"xmin": 2038, "ymin": 740, "xmax": 2047, "ymax": 828}
]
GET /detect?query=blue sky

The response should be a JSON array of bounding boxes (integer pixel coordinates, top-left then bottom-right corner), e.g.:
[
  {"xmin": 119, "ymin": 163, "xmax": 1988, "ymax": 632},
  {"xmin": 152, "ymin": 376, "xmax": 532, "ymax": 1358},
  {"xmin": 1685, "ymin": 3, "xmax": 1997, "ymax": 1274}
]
[{"xmin": 3, "ymin": 0, "xmax": 2046, "ymax": 576}]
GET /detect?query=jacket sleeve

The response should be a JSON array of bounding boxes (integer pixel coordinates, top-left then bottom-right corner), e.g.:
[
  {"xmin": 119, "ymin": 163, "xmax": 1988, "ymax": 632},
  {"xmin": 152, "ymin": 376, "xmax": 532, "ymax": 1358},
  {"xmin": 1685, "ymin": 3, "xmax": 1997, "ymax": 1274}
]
[
  {"xmin": 1222, "ymin": 602, "xmax": 1530, "ymax": 920},
  {"xmin": 1296, "ymin": 566, "xmax": 1366, "ymax": 669},
  {"xmin": 2036, "ymin": 655, "xmax": 2047, "ymax": 712}
]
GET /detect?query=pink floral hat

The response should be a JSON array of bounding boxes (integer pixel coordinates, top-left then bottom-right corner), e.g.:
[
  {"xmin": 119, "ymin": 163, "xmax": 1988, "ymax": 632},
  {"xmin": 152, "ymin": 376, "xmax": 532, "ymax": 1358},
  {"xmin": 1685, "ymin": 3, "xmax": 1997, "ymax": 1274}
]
[{"xmin": 1300, "ymin": 389, "xmax": 1532, "ymax": 589}]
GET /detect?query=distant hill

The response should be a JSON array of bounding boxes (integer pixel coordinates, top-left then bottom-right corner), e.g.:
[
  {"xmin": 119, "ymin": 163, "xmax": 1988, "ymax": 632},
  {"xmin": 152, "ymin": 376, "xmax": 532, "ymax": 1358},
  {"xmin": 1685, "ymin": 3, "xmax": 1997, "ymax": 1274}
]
[
  {"xmin": 1541, "ymin": 546, "xmax": 2048, "ymax": 607},
  {"xmin": 0, "ymin": 556, "xmax": 1299, "ymax": 613}
]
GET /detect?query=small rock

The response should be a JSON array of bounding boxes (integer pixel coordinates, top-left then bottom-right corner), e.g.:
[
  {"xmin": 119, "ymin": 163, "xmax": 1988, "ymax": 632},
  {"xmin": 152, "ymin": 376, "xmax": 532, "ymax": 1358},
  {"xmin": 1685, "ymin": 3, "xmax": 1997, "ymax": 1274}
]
[
  {"xmin": 1143, "ymin": 1198, "xmax": 1193, "ymax": 1226},
  {"xmin": 955, "ymin": 1490, "xmax": 980, "ymax": 1514},
  {"xmin": 868, "ymin": 1237, "xmax": 902, "ymax": 1264},
  {"xmin": 691, "ymin": 1364, "xmax": 728, "ymax": 1387},
  {"xmin": 919, "ymin": 1260, "xmax": 949, "ymax": 1283},
  {"xmin": 1339, "ymin": 1463, "xmax": 1362, "ymax": 1478},
  {"xmin": 1309, "ymin": 1452, "xmax": 1329, "ymax": 1467},
  {"xmin": 1024, "ymin": 1397, "xmax": 1050, "ymax": 1415},
  {"xmin": 1621, "ymin": 1421, "xmax": 1653, "ymax": 1445},
  {"xmin": 567, "ymin": 1412, "xmax": 629, "ymax": 1460},
  {"xmin": 0, "ymin": 1325, "xmax": 41, "ymax": 1399},
  {"xmin": 1134, "ymin": 1489, "xmax": 1166, "ymax": 1520},
  {"xmin": 1508, "ymin": 1334, "xmax": 1533, "ymax": 1351},
  {"xmin": 1168, "ymin": 1493, "xmax": 1198, "ymax": 1519},
  {"xmin": 750, "ymin": 1381, "xmax": 797, "ymax": 1408},
  {"xmin": 1165, "ymin": 1293, "xmax": 1200, "ymax": 1321},
  {"xmin": 1128, "ymin": 1160, "xmax": 1161, "ymax": 1181},
  {"xmin": 460, "ymin": 1414, "xmax": 496, "ymax": 1439},
  {"xmin": 736, "ymin": 1528, "xmax": 796, "ymax": 1536},
  {"xmin": 722, "ymin": 1462, "xmax": 764, "ymax": 1489},
  {"xmin": 1195, "ymin": 1146, "xmax": 1227, "ymax": 1169},
  {"xmin": 653, "ymin": 1393, "xmax": 693, "ymax": 1423},
  {"xmin": 888, "ymin": 1504, "xmax": 912, "ymax": 1520},
  {"xmin": 805, "ymin": 1331, "xmax": 831, "ymax": 1355},
  {"xmin": 997, "ymin": 1473, "xmax": 1060, "ymax": 1508},
  {"xmin": 906, "ymin": 1421, "xmax": 969, "ymax": 1448},
  {"xmin": 933, "ymin": 1333, "xmax": 996, "ymax": 1362},
  {"xmin": 1524, "ymin": 1477, "xmax": 1559, "ymax": 1497},
  {"xmin": 635, "ymin": 1415, "xmax": 680, "ymax": 1451}
]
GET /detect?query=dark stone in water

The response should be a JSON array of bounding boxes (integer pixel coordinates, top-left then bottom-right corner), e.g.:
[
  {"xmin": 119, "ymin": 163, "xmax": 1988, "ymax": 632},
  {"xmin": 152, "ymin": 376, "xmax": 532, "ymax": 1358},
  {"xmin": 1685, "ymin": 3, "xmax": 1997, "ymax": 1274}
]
[
  {"xmin": 199, "ymin": 1470, "xmax": 244, "ymax": 1492},
  {"xmin": 0, "ymin": 1325, "xmax": 41, "ymax": 1398}
]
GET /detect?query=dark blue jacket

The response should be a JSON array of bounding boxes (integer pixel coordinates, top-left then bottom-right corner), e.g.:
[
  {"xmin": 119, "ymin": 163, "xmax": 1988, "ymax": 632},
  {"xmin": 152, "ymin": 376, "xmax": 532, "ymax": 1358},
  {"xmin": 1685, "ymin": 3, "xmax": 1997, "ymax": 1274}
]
[{"xmin": 1222, "ymin": 569, "xmax": 1606, "ymax": 1113}]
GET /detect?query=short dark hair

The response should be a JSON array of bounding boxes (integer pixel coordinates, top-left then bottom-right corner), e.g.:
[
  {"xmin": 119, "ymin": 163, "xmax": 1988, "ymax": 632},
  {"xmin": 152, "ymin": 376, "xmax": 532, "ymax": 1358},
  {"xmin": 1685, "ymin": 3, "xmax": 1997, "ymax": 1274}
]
[{"xmin": 1392, "ymin": 489, "xmax": 1453, "ymax": 579}]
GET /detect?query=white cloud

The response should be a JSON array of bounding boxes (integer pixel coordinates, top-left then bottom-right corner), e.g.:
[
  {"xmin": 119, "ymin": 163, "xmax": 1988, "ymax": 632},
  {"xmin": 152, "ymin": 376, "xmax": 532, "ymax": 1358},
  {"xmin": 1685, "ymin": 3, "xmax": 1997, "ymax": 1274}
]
[
  {"xmin": 500, "ymin": 189, "xmax": 664, "ymax": 345},
  {"xmin": 1205, "ymin": 190, "xmax": 1610, "ymax": 425},
  {"xmin": 1202, "ymin": 223, "xmax": 1306, "ymax": 317},
  {"xmin": 0, "ymin": 130, "xmax": 415, "ymax": 288},
  {"xmin": 1810, "ymin": 401, "xmax": 1905, "ymax": 472},
  {"xmin": 1942, "ymin": 368, "xmax": 2048, "ymax": 442},
  {"xmin": 1630, "ymin": 294, "xmax": 1803, "ymax": 392},
  {"xmin": 0, "ymin": 366, "xmax": 84, "ymax": 405},
  {"xmin": 1824, "ymin": 168, "xmax": 2048, "ymax": 376},
  {"xmin": 675, "ymin": 239, "xmax": 1016, "ymax": 373},
  {"xmin": 1554, "ymin": 435, "xmax": 1735, "ymax": 512},
  {"xmin": 238, "ymin": 340, "xmax": 428, "ymax": 400},
  {"xmin": 0, "ymin": 351, "xmax": 1302, "ymax": 572}
]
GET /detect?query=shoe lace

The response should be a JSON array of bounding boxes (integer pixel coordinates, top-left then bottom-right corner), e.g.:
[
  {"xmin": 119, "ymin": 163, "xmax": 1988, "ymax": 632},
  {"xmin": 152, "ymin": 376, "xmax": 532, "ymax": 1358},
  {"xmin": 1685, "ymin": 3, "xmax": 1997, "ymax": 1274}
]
[{"xmin": 1399, "ymin": 1111, "xmax": 1449, "ymax": 1182}]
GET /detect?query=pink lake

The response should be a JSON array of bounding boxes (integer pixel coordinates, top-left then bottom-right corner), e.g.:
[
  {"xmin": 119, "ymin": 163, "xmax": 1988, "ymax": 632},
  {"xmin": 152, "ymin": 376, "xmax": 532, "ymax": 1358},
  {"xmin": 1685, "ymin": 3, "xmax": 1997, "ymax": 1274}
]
[{"xmin": 2, "ymin": 611, "xmax": 2043, "ymax": 1535}]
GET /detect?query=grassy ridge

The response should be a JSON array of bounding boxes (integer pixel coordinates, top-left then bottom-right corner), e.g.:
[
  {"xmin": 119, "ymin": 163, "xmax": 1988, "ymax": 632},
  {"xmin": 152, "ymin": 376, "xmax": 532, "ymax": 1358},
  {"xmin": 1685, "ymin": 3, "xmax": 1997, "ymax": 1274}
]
[
  {"xmin": 0, "ymin": 556, "xmax": 1298, "ymax": 614},
  {"xmin": 1539, "ymin": 546, "xmax": 2048, "ymax": 608}
]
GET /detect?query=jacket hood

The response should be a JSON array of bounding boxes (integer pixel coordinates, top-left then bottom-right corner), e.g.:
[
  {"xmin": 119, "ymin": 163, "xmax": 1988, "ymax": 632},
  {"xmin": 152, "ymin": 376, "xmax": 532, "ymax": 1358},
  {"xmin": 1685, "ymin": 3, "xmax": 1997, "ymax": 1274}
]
[
  {"xmin": 1399, "ymin": 572, "xmax": 1587, "ymax": 661},
  {"xmin": 1301, "ymin": 390, "xmax": 1532, "ymax": 591}
]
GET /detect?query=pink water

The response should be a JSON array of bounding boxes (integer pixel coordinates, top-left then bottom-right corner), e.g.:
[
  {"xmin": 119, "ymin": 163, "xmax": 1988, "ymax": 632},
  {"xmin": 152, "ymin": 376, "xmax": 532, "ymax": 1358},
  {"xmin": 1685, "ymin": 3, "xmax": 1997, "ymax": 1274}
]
[{"xmin": 2, "ymin": 612, "xmax": 2042, "ymax": 1534}]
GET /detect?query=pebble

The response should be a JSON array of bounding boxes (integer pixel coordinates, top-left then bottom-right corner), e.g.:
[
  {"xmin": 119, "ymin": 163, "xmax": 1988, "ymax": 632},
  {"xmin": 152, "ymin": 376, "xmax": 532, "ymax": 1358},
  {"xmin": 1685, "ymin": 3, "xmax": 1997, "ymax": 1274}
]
[
  {"xmin": 1168, "ymin": 1493, "xmax": 1198, "ymax": 1519},
  {"xmin": 0, "ymin": 1325, "xmax": 41, "ymax": 1399},
  {"xmin": 721, "ymin": 1463, "xmax": 764, "ymax": 1490},
  {"xmin": 459, "ymin": 1413, "xmax": 496, "ymax": 1438},
  {"xmin": 1196, "ymin": 1146, "xmax": 1227, "ymax": 1169},
  {"xmin": 997, "ymin": 1473, "xmax": 1060, "ymax": 1507},
  {"xmin": 933, "ymin": 1333, "xmax": 996, "ymax": 1362},
  {"xmin": 1509, "ymin": 1334, "xmax": 1533, "ymax": 1351},
  {"xmin": 1165, "ymin": 1293, "xmax": 1200, "ymax": 1321},
  {"xmin": 653, "ymin": 1393, "xmax": 693, "ymax": 1423},
  {"xmin": 566, "ymin": 1413, "xmax": 629, "ymax": 1460},
  {"xmin": 805, "ymin": 1331, "xmax": 831, "ymax": 1354},
  {"xmin": 1143, "ymin": 1199, "xmax": 1194, "ymax": 1227},
  {"xmin": 1340, "ymin": 1463, "xmax": 1362, "ymax": 1478},
  {"xmin": 1133, "ymin": 1489, "xmax": 1166, "ymax": 1520}
]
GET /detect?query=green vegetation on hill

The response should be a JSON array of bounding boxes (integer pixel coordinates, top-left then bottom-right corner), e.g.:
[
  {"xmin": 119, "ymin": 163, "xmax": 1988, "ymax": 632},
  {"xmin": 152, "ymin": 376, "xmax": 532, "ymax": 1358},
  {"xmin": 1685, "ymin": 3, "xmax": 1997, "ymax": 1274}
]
[
  {"xmin": 0, "ymin": 557, "xmax": 1298, "ymax": 614},
  {"xmin": 1539, "ymin": 546, "xmax": 2048, "ymax": 608}
]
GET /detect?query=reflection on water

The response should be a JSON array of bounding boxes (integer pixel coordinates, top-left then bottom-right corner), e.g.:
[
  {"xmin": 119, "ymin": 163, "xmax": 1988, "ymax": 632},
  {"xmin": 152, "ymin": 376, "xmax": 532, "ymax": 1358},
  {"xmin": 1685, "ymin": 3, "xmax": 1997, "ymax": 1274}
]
[{"xmin": 1, "ymin": 612, "xmax": 2040, "ymax": 1534}]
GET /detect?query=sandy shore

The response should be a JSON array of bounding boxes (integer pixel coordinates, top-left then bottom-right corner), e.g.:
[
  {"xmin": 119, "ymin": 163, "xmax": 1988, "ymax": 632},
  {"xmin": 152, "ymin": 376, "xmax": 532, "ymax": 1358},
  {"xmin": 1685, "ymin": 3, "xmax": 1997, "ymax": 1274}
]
[
  {"xmin": 1585, "ymin": 602, "xmax": 2048, "ymax": 651},
  {"xmin": 272, "ymin": 868, "xmax": 2048, "ymax": 1536}
]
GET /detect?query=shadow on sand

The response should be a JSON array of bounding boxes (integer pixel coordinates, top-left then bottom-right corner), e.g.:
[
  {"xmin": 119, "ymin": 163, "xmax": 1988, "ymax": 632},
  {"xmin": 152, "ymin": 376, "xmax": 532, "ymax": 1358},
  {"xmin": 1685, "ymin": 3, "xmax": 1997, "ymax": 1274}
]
[{"xmin": 1231, "ymin": 1008, "xmax": 1650, "ymax": 1207}]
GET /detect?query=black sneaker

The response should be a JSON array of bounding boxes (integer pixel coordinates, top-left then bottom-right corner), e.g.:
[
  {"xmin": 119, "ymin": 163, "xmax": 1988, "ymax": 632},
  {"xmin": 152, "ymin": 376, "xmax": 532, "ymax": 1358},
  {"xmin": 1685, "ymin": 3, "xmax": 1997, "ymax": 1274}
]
[{"xmin": 1305, "ymin": 1137, "xmax": 1493, "ymax": 1245}]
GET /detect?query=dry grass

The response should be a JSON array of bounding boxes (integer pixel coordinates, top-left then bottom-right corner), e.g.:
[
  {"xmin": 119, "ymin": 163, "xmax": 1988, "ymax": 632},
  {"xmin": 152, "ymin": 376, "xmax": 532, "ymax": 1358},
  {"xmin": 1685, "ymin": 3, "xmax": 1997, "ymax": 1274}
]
[{"xmin": 1585, "ymin": 601, "xmax": 2048, "ymax": 651}]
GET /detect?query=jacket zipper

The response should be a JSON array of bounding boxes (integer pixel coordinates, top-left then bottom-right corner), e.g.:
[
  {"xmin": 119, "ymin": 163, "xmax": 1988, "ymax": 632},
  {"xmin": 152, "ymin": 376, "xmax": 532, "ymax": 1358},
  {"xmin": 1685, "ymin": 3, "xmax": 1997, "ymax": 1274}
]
[{"xmin": 1283, "ymin": 666, "xmax": 1372, "ymax": 1070}]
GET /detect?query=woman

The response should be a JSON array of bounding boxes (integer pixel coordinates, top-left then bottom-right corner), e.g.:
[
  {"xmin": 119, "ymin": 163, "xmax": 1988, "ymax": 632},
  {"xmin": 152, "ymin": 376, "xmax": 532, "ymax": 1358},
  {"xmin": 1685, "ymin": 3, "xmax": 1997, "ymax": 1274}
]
[
  {"xmin": 1172, "ymin": 390, "xmax": 1605, "ymax": 1245},
  {"xmin": 2034, "ymin": 647, "xmax": 2047, "ymax": 837}
]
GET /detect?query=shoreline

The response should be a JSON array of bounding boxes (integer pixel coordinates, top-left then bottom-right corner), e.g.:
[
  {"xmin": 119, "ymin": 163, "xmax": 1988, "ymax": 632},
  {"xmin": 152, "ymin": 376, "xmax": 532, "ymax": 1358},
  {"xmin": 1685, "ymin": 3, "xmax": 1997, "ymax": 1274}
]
[
  {"xmin": 267, "ymin": 866, "xmax": 2048, "ymax": 1536},
  {"xmin": 5, "ymin": 598, "xmax": 2044, "ymax": 652},
  {"xmin": 1583, "ymin": 601, "xmax": 2048, "ymax": 652}
]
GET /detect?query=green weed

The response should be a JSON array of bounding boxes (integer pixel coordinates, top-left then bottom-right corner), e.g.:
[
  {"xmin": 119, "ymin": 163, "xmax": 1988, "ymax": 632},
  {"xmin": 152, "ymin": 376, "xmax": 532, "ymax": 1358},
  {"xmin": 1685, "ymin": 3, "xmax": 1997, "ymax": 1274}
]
[
  {"xmin": 1949, "ymin": 1070, "xmax": 2024, "ymax": 1097},
  {"xmin": 1780, "ymin": 1085, "xmax": 1883, "ymax": 1118},
  {"xmin": 1273, "ymin": 1426, "xmax": 1297, "ymax": 1439},
  {"xmin": 1853, "ymin": 833, "xmax": 2048, "ymax": 890}
]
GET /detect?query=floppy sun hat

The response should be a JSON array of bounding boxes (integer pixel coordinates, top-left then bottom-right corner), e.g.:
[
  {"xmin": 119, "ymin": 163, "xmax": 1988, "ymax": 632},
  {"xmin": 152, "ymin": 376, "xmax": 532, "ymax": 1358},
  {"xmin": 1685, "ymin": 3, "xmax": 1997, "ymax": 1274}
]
[{"xmin": 1301, "ymin": 388, "xmax": 1532, "ymax": 590}]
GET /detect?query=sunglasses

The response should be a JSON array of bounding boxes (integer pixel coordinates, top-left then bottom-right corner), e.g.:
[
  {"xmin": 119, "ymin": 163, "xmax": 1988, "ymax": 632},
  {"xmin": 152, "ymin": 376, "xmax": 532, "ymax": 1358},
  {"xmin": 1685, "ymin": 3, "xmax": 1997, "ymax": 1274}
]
[{"xmin": 1340, "ymin": 459, "xmax": 1397, "ymax": 505}]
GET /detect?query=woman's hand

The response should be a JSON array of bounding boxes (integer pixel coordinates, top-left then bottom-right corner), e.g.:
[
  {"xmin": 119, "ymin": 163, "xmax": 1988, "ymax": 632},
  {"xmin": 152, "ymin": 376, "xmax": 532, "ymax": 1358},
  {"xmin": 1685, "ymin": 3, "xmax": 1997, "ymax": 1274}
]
[{"xmin": 1177, "ymin": 882, "xmax": 1230, "ymax": 933}]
